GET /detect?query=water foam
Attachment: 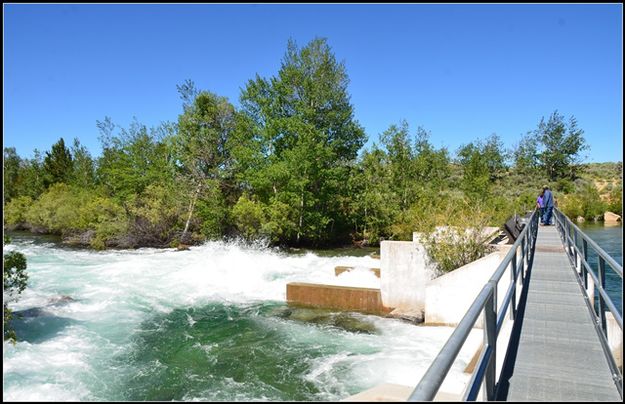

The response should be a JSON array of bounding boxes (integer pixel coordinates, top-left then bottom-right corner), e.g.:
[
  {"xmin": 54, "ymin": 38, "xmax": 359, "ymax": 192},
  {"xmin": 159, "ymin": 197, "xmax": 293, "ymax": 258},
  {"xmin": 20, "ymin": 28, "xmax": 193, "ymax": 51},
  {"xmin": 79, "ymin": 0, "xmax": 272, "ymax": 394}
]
[{"xmin": 4, "ymin": 239, "xmax": 473, "ymax": 400}]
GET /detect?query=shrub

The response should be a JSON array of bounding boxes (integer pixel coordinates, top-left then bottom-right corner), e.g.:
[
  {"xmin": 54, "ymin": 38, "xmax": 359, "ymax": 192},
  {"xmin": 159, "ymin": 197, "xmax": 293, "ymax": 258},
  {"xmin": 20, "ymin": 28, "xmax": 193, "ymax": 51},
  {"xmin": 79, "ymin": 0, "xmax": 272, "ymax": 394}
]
[
  {"xmin": 418, "ymin": 200, "xmax": 495, "ymax": 274},
  {"xmin": 3, "ymin": 196, "xmax": 33, "ymax": 227},
  {"xmin": 232, "ymin": 194, "xmax": 266, "ymax": 241},
  {"xmin": 25, "ymin": 183, "xmax": 88, "ymax": 233}
]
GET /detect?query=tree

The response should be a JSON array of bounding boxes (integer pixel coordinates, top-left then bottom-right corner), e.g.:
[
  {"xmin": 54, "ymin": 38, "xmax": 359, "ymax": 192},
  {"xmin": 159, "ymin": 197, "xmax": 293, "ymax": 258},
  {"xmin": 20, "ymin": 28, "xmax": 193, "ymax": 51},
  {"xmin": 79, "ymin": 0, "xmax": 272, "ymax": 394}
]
[
  {"xmin": 381, "ymin": 121, "xmax": 414, "ymax": 212},
  {"xmin": 512, "ymin": 133, "xmax": 539, "ymax": 175},
  {"xmin": 413, "ymin": 126, "xmax": 450, "ymax": 193},
  {"xmin": 96, "ymin": 118, "xmax": 176, "ymax": 201},
  {"xmin": 457, "ymin": 134, "xmax": 507, "ymax": 198},
  {"xmin": 14, "ymin": 150, "xmax": 46, "ymax": 200},
  {"xmin": 3, "ymin": 147, "xmax": 21, "ymax": 203},
  {"xmin": 239, "ymin": 37, "xmax": 366, "ymax": 245},
  {"xmin": 43, "ymin": 138, "xmax": 73, "ymax": 188},
  {"xmin": 3, "ymin": 235, "xmax": 28, "ymax": 343},
  {"xmin": 173, "ymin": 87, "xmax": 239, "ymax": 242},
  {"xmin": 351, "ymin": 145, "xmax": 397, "ymax": 243},
  {"xmin": 70, "ymin": 138, "xmax": 96, "ymax": 189},
  {"xmin": 534, "ymin": 111, "xmax": 588, "ymax": 181}
]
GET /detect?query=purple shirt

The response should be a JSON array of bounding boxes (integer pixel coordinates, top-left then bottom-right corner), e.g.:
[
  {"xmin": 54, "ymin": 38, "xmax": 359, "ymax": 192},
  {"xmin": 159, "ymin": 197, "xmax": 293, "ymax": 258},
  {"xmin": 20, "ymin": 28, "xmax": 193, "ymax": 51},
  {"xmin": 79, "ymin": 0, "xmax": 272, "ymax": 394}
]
[{"xmin": 537, "ymin": 195, "xmax": 544, "ymax": 208}]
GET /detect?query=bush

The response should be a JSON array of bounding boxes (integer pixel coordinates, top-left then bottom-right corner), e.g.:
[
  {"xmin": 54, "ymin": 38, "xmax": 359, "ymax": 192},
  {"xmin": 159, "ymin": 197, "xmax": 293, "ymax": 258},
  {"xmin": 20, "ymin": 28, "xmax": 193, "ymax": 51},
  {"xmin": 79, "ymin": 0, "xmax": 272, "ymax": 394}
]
[
  {"xmin": 232, "ymin": 194, "xmax": 266, "ymax": 241},
  {"xmin": 4, "ymin": 196, "xmax": 33, "ymax": 228},
  {"xmin": 560, "ymin": 183, "xmax": 606, "ymax": 220},
  {"xmin": 25, "ymin": 183, "xmax": 89, "ymax": 233},
  {"xmin": 77, "ymin": 196, "xmax": 128, "ymax": 249},
  {"xmin": 418, "ymin": 199, "xmax": 495, "ymax": 274},
  {"xmin": 607, "ymin": 185, "xmax": 622, "ymax": 215}
]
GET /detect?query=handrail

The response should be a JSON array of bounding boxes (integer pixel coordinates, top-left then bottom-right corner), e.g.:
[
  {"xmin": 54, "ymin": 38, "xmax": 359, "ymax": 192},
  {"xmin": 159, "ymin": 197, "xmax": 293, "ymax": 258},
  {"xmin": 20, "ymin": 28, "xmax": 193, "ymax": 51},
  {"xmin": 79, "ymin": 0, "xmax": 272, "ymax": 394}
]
[
  {"xmin": 409, "ymin": 209, "xmax": 539, "ymax": 401},
  {"xmin": 553, "ymin": 208, "xmax": 623, "ymax": 331},
  {"xmin": 553, "ymin": 208, "xmax": 623, "ymax": 396}
]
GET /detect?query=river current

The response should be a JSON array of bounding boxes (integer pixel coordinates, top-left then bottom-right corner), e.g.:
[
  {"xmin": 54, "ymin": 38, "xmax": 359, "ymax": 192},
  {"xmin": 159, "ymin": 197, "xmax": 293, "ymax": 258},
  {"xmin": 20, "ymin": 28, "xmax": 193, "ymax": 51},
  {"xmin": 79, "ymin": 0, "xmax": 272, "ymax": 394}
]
[{"xmin": 3, "ymin": 237, "xmax": 478, "ymax": 401}]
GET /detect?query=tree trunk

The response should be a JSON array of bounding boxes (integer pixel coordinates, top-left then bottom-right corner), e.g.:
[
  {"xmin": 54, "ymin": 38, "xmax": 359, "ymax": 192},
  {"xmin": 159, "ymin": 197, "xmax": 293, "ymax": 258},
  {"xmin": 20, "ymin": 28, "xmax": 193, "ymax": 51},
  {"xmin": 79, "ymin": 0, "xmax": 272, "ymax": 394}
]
[
  {"xmin": 297, "ymin": 188, "xmax": 304, "ymax": 245},
  {"xmin": 181, "ymin": 183, "xmax": 202, "ymax": 244}
]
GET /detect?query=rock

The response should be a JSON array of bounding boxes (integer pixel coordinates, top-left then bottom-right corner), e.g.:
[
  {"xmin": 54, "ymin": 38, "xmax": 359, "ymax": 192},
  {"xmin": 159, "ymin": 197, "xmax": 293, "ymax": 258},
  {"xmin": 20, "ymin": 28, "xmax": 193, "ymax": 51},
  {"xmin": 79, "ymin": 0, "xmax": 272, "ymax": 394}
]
[
  {"xmin": 387, "ymin": 308, "xmax": 424, "ymax": 324},
  {"xmin": 577, "ymin": 216, "xmax": 585, "ymax": 223},
  {"xmin": 177, "ymin": 244, "xmax": 191, "ymax": 251},
  {"xmin": 62, "ymin": 230, "xmax": 95, "ymax": 246},
  {"xmin": 604, "ymin": 211, "xmax": 622, "ymax": 223},
  {"xmin": 48, "ymin": 295, "xmax": 76, "ymax": 306}
]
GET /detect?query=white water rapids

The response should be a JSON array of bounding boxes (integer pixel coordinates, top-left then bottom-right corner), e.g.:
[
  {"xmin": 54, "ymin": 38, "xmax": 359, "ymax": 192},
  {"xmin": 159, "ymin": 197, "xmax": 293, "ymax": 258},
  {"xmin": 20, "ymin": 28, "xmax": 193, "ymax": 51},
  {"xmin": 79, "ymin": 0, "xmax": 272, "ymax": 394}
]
[{"xmin": 3, "ymin": 238, "xmax": 479, "ymax": 401}]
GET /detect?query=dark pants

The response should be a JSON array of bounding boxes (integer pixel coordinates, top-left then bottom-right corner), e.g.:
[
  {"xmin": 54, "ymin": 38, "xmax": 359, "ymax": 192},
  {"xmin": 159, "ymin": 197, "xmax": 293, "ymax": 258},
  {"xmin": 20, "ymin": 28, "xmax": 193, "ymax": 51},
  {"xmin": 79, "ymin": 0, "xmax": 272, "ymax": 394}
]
[
  {"xmin": 543, "ymin": 206, "xmax": 553, "ymax": 225},
  {"xmin": 539, "ymin": 207, "xmax": 545, "ymax": 223}
]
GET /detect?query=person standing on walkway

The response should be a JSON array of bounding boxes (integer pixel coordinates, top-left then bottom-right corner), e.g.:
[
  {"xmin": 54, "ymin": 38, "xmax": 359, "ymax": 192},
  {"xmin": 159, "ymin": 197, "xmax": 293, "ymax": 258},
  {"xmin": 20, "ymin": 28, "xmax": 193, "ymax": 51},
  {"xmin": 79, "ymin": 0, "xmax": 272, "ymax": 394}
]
[
  {"xmin": 542, "ymin": 186, "xmax": 554, "ymax": 225},
  {"xmin": 536, "ymin": 190, "xmax": 545, "ymax": 224}
]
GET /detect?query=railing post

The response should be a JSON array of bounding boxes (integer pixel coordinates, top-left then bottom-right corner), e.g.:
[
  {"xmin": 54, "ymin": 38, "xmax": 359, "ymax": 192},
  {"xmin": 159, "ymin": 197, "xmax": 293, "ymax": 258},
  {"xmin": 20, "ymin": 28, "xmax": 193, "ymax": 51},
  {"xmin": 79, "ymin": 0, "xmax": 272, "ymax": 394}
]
[
  {"xmin": 483, "ymin": 282, "xmax": 497, "ymax": 401},
  {"xmin": 511, "ymin": 252, "xmax": 517, "ymax": 320},
  {"xmin": 573, "ymin": 229, "xmax": 579, "ymax": 272},
  {"xmin": 582, "ymin": 239, "xmax": 588, "ymax": 290},
  {"xmin": 520, "ymin": 236, "xmax": 526, "ymax": 279},
  {"xmin": 598, "ymin": 257, "xmax": 607, "ymax": 335}
]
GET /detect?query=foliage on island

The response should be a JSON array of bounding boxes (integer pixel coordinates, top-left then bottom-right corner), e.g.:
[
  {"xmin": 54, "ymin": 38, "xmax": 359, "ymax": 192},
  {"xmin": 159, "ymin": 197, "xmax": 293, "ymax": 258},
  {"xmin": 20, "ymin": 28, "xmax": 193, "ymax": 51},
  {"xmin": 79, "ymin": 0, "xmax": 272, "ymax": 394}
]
[
  {"xmin": 3, "ymin": 235, "xmax": 28, "ymax": 343},
  {"xmin": 3, "ymin": 38, "xmax": 618, "ymax": 271}
]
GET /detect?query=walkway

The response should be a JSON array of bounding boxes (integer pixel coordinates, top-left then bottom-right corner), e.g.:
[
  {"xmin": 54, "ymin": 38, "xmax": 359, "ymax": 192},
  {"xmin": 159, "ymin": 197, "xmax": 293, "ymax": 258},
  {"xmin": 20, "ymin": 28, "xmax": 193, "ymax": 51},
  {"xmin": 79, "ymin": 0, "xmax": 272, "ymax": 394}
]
[{"xmin": 500, "ymin": 225, "xmax": 621, "ymax": 401}]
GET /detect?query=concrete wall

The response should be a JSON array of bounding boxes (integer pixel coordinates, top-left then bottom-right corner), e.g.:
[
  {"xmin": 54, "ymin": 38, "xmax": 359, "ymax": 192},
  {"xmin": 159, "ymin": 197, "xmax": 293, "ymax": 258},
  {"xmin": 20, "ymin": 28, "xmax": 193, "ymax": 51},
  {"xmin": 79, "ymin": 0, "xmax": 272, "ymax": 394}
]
[
  {"xmin": 380, "ymin": 237, "xmax": 434, "ymax": 317},
  {"xmin": 424, "ymin": 249, "xmax": 511, "ymax": 327},
  {"xmin": 286, "ymin": 282, "xmax": 391, "ymax": 314},
  {"xmin": 606, "ymin": 311, "xmax": 623, "ymax": 370}
]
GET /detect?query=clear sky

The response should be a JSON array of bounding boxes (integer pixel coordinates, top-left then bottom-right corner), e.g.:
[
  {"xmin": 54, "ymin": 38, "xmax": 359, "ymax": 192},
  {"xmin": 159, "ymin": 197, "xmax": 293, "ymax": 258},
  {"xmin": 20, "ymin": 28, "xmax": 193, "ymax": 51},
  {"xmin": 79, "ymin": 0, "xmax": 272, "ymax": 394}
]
[{"xmin": 4, "ymin": 3, "xmax": 623, "ymax": 163}]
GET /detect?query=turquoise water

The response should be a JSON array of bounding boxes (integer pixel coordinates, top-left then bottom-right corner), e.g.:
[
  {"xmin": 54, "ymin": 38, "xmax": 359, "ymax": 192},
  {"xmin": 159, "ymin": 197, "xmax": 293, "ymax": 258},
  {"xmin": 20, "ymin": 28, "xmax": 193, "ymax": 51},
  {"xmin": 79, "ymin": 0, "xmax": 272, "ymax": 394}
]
[
  {"xmin": 575, "ymin": 222, "xmax": 623, "ymax": 314},
  {"xmin": 3, "ymin": 237, "xmax": 478, "ymax": 401}
]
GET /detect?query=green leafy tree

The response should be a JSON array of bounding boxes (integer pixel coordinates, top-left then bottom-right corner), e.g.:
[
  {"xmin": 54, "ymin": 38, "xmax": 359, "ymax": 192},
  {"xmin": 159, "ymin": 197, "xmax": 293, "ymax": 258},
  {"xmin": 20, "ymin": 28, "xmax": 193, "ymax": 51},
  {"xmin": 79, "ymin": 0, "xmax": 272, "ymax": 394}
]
[
  {"xmin": 3, "ymin": 147, "xmax": 21, "ymax": 202},
  {"xmin": 173, "ymin": 85, "xmax": 239, "ymax": 242},
  {"xmin": 534, "ymin": 111, "xmax": 588, "ymax": 181},
  {"xmin": 457, "ymin": 134, "xmax": 507, "ymax": 198},
  {"xmin": 70, "ymin": 138, "xmax": 96, "ymax": 189},
  {"xmin": 14, "ymin": 150, "xmax": 46, "ymax": 200},
  {"xmin": 381, "ymin": 121, "xmax": 415, "ymax": 212},
  {"xmin": 512, "ymin": 133, "xmax": 539, "ymax": 176},
  {"xmin": 96, "ymin": 117, "xmax": 176, "ymax": 201},
  {"xmin": 43, "ymin": 138, "xmax": 74, "ymax": 188},
  {"xmin": 413, "ymin": 127, "xmax": 451, "ymax": 193},
  {"xmin": 239, "ymin": 37, "xmax": 366, "ymax": 245},
  {"xmin": 3, "ymin": 235, "xmax": 28, "ymax": 343},
  {"xmin": 350, "ymin": 146, "xmax": 397, "ymax": 243}
]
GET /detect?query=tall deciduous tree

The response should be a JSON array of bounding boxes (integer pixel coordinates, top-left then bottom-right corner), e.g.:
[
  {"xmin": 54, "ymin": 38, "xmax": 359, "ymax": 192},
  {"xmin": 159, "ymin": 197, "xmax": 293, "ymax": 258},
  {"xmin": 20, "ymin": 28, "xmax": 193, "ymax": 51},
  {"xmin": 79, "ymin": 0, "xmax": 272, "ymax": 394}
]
[
  {"xmin": 534, "ymin": 111, "xmax": 588, "ymax": 181},
  {"xmin": 3, "ymin": 147, "xmax": 21, "ymax": 203},
  {"xmin": 70, "ymin": 138, "xmax": 96, "ymax": 189},
  {"xmin": 240, "ymin": 37, "xmax": 366, "ymax": 245},
  {"xmin": 174, "ymin": 85, "xmax": 239, "ymax": 242}
]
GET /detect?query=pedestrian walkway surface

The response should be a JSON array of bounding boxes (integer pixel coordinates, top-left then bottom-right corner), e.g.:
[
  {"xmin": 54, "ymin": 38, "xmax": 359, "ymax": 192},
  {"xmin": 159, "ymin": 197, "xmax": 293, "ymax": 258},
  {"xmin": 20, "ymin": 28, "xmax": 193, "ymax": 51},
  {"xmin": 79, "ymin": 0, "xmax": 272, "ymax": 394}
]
[{"xmin": 503, "ymin": 225, "xmax": 621, "ymax": 401}]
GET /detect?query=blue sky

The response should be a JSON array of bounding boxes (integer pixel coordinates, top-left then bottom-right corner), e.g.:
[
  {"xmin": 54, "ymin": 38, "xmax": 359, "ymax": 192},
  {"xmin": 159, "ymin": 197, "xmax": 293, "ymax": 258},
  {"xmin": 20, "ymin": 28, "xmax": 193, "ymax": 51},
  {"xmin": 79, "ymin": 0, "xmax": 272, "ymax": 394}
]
[{"xmin": 4, "ymin": 3, "xmax": 623, "ymax": 162}]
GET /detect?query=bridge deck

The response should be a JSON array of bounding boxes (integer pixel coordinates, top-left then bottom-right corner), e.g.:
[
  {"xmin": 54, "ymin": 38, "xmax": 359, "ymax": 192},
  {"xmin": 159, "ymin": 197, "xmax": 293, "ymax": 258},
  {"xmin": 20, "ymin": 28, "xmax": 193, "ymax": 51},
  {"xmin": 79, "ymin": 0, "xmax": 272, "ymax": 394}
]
[{"xmin": 503, "ymin": 225, "xmax": 620, "ymax": 401}]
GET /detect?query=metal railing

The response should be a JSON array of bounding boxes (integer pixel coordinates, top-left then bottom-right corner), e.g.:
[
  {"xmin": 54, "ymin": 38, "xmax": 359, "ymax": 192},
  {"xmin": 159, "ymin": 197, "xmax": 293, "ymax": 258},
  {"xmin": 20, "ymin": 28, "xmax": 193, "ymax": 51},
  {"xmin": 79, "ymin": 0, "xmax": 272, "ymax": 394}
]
[
  {"xmin": 553, "ymin": 207, "xmax": 623, "ymax": 396},
  {"xmin": 409, "ymin": 209, "xmax": 539, "ymax": 401}
]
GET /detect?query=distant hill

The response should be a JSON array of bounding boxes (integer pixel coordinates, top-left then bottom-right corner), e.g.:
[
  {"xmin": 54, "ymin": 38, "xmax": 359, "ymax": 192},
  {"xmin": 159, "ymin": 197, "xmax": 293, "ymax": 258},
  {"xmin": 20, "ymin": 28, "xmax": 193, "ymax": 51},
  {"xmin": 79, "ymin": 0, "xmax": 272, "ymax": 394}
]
[{"xmin": 579, "ymin": 162, "xmax": 623, "ymax": 202}]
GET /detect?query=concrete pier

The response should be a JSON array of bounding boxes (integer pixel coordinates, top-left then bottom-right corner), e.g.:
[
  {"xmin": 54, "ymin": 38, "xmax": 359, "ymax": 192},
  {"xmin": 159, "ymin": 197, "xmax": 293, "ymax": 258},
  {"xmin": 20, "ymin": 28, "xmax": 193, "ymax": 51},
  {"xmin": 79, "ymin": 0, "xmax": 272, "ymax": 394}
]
[{"xmin": 286, "ymin": 282, "xmax": 391, "ymax": 315}]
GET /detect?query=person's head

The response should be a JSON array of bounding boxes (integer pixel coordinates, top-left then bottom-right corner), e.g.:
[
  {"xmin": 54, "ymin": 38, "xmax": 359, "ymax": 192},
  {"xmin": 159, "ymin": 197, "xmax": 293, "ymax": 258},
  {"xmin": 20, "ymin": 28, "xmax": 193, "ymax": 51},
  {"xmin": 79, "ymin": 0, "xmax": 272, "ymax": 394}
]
[
  {"xmin": 543, "ymin": 185, "xmax": 549, "ymax": 191},
  {"xmin": 540, "ymin": 190, "xmax": 544, "ymax": 196}
]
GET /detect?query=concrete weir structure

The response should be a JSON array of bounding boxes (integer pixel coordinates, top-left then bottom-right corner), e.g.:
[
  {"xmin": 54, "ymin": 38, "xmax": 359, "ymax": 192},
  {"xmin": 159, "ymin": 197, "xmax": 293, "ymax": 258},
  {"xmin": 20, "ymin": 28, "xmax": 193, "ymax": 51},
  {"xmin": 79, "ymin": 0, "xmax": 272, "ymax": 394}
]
[{"xmin": 379, "ymin": 233, "xmax": 433, "ymax": 322}]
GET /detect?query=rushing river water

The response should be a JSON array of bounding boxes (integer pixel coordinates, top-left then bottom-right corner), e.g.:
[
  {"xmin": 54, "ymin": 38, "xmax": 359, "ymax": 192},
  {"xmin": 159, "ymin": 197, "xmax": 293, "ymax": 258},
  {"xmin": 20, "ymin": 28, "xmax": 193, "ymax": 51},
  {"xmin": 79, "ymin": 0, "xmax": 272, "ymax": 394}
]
[{"xmin": 3, "ymin": 235, "xmax": 478, "ymax": 401}]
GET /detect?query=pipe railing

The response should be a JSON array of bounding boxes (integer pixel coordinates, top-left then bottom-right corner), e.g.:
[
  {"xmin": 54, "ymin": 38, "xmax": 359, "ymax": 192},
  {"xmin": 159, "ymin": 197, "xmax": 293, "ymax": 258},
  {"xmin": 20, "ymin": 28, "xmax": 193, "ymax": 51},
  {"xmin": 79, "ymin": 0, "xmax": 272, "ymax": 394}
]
[
  {"xmin": 553, "ymin": 208, "xmax": 623, "ymax": 395},
  {"xmin": 409, "ymin": 209, "xmax": 539, "ymax": 401}
]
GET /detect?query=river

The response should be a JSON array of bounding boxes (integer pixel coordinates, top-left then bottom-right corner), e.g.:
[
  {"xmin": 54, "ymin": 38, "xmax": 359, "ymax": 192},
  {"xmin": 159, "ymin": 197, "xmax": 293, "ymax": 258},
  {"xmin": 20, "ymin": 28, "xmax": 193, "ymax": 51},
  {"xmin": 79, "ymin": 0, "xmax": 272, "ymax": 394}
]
[
  {"xmin": 3, "ymin": 235, "xmax": 478, "ymax": 401},
  {"xmin": 576, "ymin": 222, "xmax": 623, "ymax": 314}
]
